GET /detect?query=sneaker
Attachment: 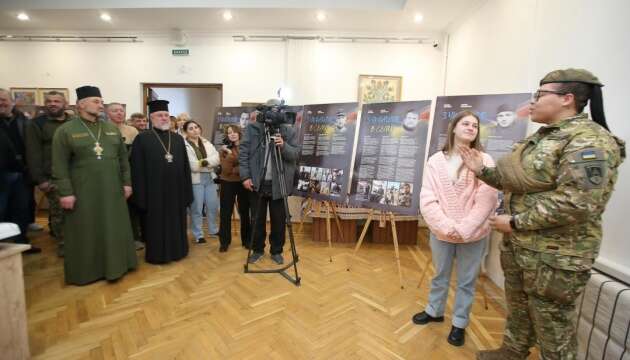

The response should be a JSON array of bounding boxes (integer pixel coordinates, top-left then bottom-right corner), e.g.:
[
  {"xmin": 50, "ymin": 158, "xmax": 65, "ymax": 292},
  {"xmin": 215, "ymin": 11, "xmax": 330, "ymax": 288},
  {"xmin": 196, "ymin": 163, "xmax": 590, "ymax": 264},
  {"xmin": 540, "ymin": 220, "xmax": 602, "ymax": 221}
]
[
  {"xmin": 271, "ymin": 253, "xmax": 284, "ymax": 265},
  {"xmin": 411, "ymin": 311, "xmax": 445, "ymax": 325},
  {"xmin": 447, "ymin": 326, "xmax": 465, "ymax": 347},
  {"xmin": 196, "ymin": 238, "xmax": 207, "ymax": 244},
  {"xmin": 135, "ymin": 241, "xmax": 145, "ymax": 250},
  {"xmin": 248, "ymin": 252, "xmax": 264, "ymax": 264},
  {"xmin": 28, "ymin": 223, "xmax": 44, "ymax": 232}
]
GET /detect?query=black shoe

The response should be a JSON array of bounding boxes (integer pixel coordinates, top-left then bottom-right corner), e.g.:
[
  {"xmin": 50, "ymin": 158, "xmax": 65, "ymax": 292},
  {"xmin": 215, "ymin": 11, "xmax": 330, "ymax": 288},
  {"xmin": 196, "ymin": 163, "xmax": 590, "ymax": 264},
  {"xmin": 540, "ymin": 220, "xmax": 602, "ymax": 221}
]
[
  {"xmin": 248, "ymin": 252, "xmax": 263, "ymax": 264},
  {"xmin": 242, "ymin": 243, "xmax": 251, "ymax": 250},
  {"xmin": 411, "ymin": 311, "xmax": 444, "ymax": 325},
  {"xmin": 196, "ymin": 238, "xmax": 207, "ymax": 244},
  {"xmin": 271, "ymin": 253, "xmax": 284, "ymax": 265},
  {"xmin": 447, "ymin": 326, "xmax": 465, "ymax": 347},
  {"xmin": 24, "ymin": 246, "xmax": 42, "ymax": 254},
  {"xmin": 219, "ymin": 244, "xmax": 229, "ymax": 252}
]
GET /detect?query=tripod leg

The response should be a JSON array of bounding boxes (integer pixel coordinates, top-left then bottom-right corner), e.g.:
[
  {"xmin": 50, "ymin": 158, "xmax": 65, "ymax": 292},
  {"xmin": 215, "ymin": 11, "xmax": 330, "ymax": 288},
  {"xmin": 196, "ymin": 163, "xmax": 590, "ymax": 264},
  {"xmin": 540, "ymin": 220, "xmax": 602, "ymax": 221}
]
[
  {"xmin": 389, "ymin": 213, "xmax": 404, "ymax": 290},
  {"xmin": 325, "ymin": 201, "xmax": 333, "ymax": 262},
  {"xmin": 347, "ymin": 209, "xmax": 373, "ymax": 271},
  {"xmin": 330, "ymin": 202, "xmax": 346, "ymax": 243}
]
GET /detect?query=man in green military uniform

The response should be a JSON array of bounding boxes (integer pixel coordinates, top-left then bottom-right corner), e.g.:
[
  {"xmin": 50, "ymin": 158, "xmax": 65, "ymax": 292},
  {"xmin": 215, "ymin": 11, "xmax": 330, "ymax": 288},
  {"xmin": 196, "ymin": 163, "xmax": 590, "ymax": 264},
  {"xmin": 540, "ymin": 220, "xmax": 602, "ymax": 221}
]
[
  {"xmin": 26, "ymin": 90, "xmax": 70, "ymax": 257},
  {"xmin": 460, "ymin": 69, "xmax": 625, "ymax": 360},
  {"xmin": 52, "ymin": 86, "xmax": 137, "ymax": 285}
]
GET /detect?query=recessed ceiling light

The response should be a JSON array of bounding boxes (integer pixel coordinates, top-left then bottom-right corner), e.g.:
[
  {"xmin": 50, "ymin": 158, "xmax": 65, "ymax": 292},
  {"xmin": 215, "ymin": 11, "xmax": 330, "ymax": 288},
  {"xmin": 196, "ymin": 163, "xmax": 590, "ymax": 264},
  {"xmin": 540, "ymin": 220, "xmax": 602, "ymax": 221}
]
[
  {"xmin": 414, "ymin": 13, "xmax": 424, "ymax": 23},
  {"xmin": 17, "ymin": 13, "xmax": 30, "ymax": 21},
  {"xmin": 316, "ymin": 11, "xmax": 326, "ymax": 22},
  {"xmin": 100, "ymin": 13, "xmax": 112, "ymax": 22},
  {"xmin": 223, "ymin": 10, "xmax": 233, "ymax": 21}
]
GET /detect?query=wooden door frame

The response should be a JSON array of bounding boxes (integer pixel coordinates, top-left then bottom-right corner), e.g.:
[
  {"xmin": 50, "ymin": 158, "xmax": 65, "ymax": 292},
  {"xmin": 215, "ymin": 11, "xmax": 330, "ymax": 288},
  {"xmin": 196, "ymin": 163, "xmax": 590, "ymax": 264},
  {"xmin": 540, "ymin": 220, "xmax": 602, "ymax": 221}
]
[{"xmin": 141, "ymin": 83, "xmax": 223, "ymax": 116}]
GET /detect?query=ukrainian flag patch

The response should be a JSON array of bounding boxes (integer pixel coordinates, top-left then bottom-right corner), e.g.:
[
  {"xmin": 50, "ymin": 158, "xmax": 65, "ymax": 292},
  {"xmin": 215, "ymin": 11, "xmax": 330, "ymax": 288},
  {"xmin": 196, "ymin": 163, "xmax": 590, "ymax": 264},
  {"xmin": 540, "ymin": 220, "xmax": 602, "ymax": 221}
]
[{"xmin": 581, "ymin": 150, "xmax": 597, "ymax": 160}]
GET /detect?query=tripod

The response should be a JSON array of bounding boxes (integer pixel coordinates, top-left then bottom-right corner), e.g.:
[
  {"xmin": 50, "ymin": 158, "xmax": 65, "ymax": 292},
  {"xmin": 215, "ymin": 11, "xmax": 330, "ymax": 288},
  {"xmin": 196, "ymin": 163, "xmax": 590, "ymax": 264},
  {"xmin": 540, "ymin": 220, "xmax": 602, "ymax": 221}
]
[{"xmin": 243, "ymin": 124, "xmax": 301, "ymax": 286}]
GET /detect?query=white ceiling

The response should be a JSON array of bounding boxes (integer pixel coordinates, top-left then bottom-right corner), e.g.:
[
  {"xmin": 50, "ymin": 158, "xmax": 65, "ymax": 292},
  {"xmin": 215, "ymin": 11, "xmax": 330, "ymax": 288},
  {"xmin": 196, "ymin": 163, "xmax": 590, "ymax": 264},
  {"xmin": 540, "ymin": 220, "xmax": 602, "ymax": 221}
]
[{"xmin": 0, "ymin": 0, "xmax": 482, "ymax": 34}]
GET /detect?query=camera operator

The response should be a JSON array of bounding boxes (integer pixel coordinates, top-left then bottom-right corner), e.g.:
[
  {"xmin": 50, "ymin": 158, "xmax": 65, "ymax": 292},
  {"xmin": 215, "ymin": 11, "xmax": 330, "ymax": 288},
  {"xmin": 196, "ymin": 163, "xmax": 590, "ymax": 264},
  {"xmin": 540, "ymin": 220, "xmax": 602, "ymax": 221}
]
[{"xmin": 239, "ymin": 99, "xmax": 299, "ymax": 265}]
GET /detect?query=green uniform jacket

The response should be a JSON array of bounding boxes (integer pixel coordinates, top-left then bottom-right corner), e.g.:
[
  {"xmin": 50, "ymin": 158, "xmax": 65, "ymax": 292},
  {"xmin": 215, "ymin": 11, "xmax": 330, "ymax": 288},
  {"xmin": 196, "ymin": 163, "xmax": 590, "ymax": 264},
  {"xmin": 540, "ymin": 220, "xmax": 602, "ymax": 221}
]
[
  {"xmin": 480, "ymin": 113, "xmax": 625, "ymax": 271},
  {"xmin": 52, "ymin": 116, "xmax": 137, "ymax": 285},
  {"xmin": 25, "ymin": 114, "xmax": 70, "ymax": 185}
]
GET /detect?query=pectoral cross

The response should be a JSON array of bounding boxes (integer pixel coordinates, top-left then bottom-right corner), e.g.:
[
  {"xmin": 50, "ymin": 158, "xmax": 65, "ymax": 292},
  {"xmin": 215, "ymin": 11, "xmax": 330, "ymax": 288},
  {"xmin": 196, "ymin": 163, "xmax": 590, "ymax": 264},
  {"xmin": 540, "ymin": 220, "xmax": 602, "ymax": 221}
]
[{"xmin": 94, "ymin": 142, "xmax": 104, "ymax": 160}]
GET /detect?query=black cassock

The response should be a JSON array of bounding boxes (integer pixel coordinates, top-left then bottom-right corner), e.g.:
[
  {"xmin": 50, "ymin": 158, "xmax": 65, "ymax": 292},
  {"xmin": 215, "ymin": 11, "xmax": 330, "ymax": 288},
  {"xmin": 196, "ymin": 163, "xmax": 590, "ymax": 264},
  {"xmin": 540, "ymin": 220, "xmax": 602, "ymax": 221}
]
[{"xmin": 130, "ymin": 129, "xmax": 193, "ymax": 264}]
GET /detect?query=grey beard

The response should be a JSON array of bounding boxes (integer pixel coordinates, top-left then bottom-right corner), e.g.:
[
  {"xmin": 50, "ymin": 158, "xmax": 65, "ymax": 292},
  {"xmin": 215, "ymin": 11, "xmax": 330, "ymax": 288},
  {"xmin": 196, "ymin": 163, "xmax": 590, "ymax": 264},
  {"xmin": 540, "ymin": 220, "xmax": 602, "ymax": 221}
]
[{"xmin": 156, "ymin": 124, "xmax": 170, "ymax": 131}]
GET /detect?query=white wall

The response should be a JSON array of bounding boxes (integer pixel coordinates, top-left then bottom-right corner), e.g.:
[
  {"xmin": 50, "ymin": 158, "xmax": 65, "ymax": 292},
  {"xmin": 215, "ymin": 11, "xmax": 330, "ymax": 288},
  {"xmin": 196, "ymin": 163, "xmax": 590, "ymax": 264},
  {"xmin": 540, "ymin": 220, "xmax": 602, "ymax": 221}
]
[
  {"xmin": 445, "ymin": 0, "xmax": 630, "ymax": 285},
  {"xmin": 0, "ymin": 35, "xmax": 445, "ymax": 114}
]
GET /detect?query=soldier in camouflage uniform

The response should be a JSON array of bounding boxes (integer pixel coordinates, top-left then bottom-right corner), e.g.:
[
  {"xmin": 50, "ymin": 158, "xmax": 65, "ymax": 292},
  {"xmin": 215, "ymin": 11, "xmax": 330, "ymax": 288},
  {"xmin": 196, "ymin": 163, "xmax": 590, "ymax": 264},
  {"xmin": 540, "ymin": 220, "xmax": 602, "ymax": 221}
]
[
  {"xmin": 460, "ymin": 69, "xmax": 625, "ymax": 360},
  {"xmin": 26, "ymin": 91, "xmax": 70, "ymax": 256}
]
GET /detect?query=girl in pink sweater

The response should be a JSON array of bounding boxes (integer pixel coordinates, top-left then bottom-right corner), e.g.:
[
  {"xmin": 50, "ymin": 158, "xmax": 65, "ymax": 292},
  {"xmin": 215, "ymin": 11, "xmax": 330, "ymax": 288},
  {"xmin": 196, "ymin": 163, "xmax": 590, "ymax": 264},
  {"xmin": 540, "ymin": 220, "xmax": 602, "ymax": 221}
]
[{"xmin": 412, "ymin": 111, "xmax": 498, "ymax": 347}]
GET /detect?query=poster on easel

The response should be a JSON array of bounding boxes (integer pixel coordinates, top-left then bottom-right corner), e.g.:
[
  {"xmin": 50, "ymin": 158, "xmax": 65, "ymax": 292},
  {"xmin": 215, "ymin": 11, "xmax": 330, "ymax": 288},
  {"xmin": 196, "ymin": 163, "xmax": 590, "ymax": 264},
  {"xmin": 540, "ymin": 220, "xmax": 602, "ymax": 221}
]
[
  {"xmin": 212, "ymin": 106, "xmax": 255, "ymax": 147},
  {"xmin": 427, "ymin": 93, "xmax": 531, "ymax": 160},
  {"xmin": 294, "ymin": 102, "xmax": 360, "ymax": 203},
  {"xmin": 348, "ymin": 100, "xmax": 431, "ymax": 215}
]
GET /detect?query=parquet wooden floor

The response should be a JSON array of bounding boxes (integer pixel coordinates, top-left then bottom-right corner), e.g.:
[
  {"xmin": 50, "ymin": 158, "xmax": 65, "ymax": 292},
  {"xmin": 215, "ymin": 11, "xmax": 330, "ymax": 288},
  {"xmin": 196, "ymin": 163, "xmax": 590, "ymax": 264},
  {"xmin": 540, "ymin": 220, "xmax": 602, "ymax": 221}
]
[{"xmin": 22, "ymin": 217, "xmax": 519, "ymax": 360}]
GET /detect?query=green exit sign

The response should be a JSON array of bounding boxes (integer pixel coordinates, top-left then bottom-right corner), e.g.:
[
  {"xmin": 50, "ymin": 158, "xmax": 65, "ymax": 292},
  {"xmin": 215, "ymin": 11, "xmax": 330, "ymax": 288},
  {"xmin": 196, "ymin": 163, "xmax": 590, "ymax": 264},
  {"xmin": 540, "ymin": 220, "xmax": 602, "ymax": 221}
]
[{"xmin": 172, "ymin": 49, "xmax": 190, "ymax": 56}]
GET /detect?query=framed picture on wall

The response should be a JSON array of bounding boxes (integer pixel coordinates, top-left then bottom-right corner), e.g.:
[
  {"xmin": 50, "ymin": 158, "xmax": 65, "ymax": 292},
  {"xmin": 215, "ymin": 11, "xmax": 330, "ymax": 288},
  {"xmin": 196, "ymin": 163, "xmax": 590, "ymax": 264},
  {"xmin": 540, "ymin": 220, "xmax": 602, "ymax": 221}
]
[
  {"xmin": 357, "ymin": 75, "xmax": 402, "ymax": 104},
  {"xmin": 37, "ymin": 88, "xmax": 70, "ymax": 105},
  {"xmin": 10, "ymin": 88, "xmax": 38, "ymax": 106}
]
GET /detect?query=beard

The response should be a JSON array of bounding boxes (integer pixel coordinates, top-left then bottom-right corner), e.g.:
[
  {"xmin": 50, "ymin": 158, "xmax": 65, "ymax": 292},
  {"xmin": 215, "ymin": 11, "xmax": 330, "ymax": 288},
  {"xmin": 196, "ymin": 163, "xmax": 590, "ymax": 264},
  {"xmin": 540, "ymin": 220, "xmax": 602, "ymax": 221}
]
[
  {"xmin": 47, "ymin": 108, "xmax": 65, "ymax": 118},
  {"xmin": 155, "ymin": 123, "xmax": 171, "ymax": 131}
]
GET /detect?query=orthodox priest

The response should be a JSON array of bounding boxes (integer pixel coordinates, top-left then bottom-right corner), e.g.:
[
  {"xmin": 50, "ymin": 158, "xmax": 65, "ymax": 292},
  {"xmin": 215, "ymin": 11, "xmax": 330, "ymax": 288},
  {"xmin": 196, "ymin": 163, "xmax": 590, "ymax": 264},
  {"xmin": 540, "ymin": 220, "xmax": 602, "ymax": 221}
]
[
  {"xmin": 51, "ymin": 86, "xmax": 137, "ymax": 285},
  {"xmin": 130, "ymin": 100, "xmax": 193, "ymax": 264}
]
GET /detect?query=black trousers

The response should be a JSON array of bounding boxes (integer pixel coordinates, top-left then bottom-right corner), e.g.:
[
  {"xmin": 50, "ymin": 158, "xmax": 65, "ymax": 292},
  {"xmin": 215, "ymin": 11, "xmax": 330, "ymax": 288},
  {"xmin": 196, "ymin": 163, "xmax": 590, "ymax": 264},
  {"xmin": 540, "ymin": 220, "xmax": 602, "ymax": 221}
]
[
  {"xmin": 0, "ymin": 172, "xmax": 30, "ymax": 243},
  {"xmin": 249, "ymin": 181, "xmax": 286, "ymax": 255},
  {"xmin": 218, "ymin": 181, "xmax": 251, "ymax": 247}
]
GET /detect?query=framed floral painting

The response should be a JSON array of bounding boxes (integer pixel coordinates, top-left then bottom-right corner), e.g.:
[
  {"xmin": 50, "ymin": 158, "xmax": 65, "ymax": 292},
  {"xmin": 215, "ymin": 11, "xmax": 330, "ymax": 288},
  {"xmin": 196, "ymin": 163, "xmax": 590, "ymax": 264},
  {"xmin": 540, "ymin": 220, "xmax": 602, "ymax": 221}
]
[{"xmin": 357, "ymin": 75, "xmax": 402, "ymax": 104}]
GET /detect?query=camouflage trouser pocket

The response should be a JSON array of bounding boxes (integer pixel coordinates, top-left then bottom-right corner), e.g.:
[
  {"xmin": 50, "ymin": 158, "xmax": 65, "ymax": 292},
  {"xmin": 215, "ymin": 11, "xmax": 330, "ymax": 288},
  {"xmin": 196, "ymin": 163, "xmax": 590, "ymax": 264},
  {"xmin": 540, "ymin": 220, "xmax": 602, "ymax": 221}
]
[{"xmin": 534, "ymin": 264, "xmax": 590, "ymax": 305}]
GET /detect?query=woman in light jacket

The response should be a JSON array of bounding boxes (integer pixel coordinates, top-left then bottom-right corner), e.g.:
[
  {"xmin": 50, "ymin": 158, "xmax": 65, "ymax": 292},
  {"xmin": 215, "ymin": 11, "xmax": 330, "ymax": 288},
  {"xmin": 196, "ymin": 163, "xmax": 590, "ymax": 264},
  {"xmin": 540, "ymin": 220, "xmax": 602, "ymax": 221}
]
[
  {"xmin": 183, "ymin": 120, "xmax": 220, "ymax": 243},
  {"xmin": 412, "ymin": 110, "xmax": 498, "ymax": 347}
]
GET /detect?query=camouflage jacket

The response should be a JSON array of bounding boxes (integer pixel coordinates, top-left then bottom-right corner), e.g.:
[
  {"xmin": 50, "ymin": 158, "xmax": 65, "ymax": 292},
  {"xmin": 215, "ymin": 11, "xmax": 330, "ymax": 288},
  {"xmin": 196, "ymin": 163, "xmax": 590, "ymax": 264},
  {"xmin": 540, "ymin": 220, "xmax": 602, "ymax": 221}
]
[{"xmin": 480, "ymin": 113, "xmax": 625, "ymax": 270}]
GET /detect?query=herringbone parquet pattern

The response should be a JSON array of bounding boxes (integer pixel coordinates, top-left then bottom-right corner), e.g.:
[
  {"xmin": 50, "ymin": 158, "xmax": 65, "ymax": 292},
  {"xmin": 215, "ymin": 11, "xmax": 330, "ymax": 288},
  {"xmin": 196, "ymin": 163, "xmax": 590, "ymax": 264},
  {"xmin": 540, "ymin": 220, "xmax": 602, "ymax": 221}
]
[{"xmin": 23, "ymin": 218, "xmax": 512, "ymax": 360}]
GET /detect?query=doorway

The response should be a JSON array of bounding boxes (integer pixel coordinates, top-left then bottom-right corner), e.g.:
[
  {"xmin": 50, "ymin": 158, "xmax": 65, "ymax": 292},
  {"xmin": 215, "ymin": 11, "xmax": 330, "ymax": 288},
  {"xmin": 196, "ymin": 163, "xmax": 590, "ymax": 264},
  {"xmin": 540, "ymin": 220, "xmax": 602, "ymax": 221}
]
[{"xmin": 141, "ymin": 83, "xmax": 222, "ymax": 137}]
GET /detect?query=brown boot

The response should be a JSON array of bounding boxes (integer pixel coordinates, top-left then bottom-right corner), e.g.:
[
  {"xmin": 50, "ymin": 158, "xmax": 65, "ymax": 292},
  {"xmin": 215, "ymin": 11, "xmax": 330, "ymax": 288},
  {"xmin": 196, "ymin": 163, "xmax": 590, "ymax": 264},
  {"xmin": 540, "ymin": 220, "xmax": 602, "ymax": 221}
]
[{"xmin": 476, "ymin": 346, "xmax": 529, "ymax": 360}]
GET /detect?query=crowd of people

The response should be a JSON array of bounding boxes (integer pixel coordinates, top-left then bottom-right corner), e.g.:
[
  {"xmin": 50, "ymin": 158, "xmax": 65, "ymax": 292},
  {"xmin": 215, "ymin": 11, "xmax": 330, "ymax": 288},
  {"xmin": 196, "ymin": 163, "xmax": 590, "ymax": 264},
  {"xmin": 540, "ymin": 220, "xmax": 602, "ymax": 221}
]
[{"xmin": 0, "ymin": 68, "xmax": 626, "ymax": 359}]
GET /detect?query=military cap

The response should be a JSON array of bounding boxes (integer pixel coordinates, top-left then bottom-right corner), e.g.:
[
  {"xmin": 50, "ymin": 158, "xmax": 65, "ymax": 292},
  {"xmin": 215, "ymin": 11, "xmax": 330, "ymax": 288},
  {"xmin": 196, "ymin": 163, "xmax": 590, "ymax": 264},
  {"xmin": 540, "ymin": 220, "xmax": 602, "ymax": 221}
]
[{"xmin": 539, "ymin": 68, "xmax": 603, "ymax": 86}]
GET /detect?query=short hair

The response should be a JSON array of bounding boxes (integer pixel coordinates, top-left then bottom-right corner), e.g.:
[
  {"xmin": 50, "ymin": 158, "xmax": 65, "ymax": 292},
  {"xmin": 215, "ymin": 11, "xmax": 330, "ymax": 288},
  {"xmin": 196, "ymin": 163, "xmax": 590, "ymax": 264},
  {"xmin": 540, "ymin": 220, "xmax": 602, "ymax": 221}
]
[
  {"xmin": 44, "ymin": 91, "xmax": 66, "ymax": 100},
  {"xmin": 0, "ymin": 88, "xmax": 10, "ymax": 98},
  {"xmin": 177, "ymin": 112, "xmax": 191, "ymax": 122},
  {"xmin": 106, "ymin": 102, "xmax": 124, "ymax": 110},
  {"xmin": 130, "ymin": 112, "xmax": 146, "ymax": 120}
]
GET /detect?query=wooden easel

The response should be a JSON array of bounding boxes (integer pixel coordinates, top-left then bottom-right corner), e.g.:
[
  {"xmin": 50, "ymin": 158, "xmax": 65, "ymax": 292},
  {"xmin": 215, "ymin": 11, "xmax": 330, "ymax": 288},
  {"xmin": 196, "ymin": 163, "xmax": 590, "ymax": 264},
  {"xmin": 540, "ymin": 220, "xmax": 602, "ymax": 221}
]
[
  {"xmin": 347, "ymin": 210, "xmax": 404, "ymax": 289},
  {"xmin": 300, "ymin": 198, "xmax": 346, "ymax": 262}
]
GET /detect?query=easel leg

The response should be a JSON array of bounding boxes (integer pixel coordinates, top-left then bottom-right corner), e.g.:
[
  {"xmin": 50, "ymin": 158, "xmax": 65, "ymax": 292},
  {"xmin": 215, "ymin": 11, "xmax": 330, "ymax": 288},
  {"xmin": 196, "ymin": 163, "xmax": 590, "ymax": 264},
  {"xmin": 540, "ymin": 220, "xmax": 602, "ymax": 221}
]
[
  {"xmin": 347, "ymin": 209, "xmax": 374, "ymax": 271},
  {"xmin": 329, "ymin": 202, "xmax": 346, "ymax": 243},
  {"xmin": 299, "ymin": 198, "xmax": 312, "ymax": 232},
  {"xmin": 389, "ymin": 213, "xmax": 404, "ymax": 289},
  {"xmin": 325, "ymin": 201, "xmax": 333, "ymax": 262}
]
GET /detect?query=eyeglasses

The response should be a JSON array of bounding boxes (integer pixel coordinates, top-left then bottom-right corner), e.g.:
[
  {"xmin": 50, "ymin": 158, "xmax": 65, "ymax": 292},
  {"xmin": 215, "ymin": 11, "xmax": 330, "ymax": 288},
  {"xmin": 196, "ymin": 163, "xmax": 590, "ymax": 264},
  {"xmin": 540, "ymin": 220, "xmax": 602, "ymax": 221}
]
[{"xmin": 532, "ymin": 89, "xmax": 568, "ymax": 102}]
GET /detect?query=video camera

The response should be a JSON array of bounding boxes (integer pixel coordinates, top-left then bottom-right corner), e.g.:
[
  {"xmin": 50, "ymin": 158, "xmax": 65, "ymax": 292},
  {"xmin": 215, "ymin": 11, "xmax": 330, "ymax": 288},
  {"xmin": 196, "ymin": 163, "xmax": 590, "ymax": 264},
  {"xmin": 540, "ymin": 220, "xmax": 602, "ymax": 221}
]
[{"xmin": 255, "ymin": 100, "xmax": 296, "ymax": 127}]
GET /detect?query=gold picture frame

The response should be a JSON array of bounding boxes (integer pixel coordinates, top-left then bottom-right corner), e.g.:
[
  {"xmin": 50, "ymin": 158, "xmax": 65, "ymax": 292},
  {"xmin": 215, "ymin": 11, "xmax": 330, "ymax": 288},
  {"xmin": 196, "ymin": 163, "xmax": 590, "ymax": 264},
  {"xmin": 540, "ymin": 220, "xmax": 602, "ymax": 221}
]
[
  {"xmin": 358, "ymin": 75, "xmax": 402, "ymax": 104},
  {"xmin": 37, "ymin": 88, "xmax": 70, "ymax": 105},
  {"xmin": 10, "ymin": 87, "xmax": 38, "ymax": 106}
]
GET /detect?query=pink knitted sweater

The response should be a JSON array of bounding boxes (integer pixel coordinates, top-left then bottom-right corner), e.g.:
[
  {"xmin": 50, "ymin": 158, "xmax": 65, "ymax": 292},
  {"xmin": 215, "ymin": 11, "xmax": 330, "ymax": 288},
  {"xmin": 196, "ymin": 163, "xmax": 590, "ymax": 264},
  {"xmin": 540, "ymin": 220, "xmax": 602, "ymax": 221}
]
[{"xmin": 420, "ymin": 151, "xmax": 498, "ymax": 243}]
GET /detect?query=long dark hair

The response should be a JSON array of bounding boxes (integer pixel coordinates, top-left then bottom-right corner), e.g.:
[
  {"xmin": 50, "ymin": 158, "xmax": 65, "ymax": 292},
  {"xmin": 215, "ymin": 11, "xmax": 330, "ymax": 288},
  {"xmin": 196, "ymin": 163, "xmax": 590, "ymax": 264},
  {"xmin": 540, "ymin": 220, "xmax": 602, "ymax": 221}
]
[{"xmin": 441, "ymin": 110, "xmax": 483, "ymax": 154}]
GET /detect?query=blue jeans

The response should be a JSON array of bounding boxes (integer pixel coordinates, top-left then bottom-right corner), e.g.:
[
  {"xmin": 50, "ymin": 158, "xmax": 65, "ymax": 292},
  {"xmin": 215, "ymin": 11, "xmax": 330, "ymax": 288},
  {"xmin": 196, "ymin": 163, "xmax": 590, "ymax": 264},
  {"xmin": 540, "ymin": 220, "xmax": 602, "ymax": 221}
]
[
  {"xmin": 425, "ymin": 233, "xmax": 487, "ymax": 328},
  {"xmin": 190, "ymin": 173, "xmax": 219, "ymax": 239}
]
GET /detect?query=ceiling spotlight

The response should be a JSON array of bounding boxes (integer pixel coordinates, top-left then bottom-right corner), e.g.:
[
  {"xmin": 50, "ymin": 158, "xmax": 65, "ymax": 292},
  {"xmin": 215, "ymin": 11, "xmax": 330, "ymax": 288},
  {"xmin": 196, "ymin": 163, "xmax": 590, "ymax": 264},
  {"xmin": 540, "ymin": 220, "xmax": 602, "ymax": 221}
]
[
  {"xmin": 223, "ymin": 10, "xmax": 233, "ymax": 21},
  {"xmin": 414, "ymin": 13, "xmax": 424, "ymax": 23},
  {"xmin": 17, "ymin": 13, "xmax": 30, "ymax": 21},
  {"xmin": 100, "ymin": 13, "xmax": 112, "ymax": 22},
  {"xmin": 316, "ymin": 11, "xmax": 326, "ymax": 22}
]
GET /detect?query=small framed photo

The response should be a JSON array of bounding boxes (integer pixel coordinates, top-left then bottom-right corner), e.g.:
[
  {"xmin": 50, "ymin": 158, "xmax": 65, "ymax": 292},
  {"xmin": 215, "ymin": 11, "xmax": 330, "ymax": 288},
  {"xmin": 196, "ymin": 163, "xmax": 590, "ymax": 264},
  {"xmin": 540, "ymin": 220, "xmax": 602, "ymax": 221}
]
[
  {"xmin": 37, "ymin": 88, "xmax": 70, "ymax": 105},
  {"xmin": 358, "ymin": 75, "xmax": 402, "ymax": 104},
  {"xmin": 10, "ymin": 88, "xmax": 38, "ymax": 106}
]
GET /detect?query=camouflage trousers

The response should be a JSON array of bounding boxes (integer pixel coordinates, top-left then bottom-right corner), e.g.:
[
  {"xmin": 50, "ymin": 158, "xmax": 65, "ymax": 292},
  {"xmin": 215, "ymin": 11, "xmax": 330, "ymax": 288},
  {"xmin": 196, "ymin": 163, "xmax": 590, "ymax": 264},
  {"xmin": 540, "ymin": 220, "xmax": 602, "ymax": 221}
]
[
  {"xmin": 46, "ymin": 187, "xmax": 64, "ymax": 242},
  {"xmin": 500, "ymin": 241, "xmax": 590, "ymax": 360}
]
